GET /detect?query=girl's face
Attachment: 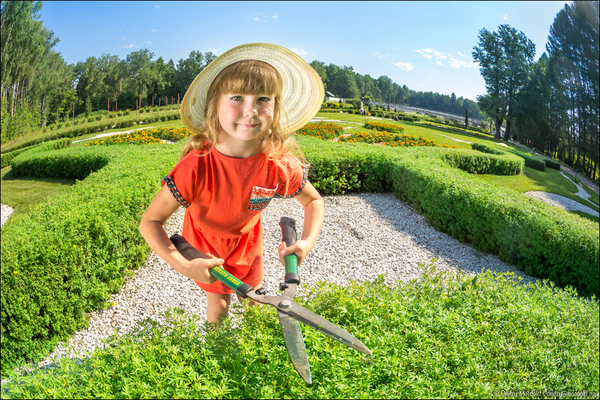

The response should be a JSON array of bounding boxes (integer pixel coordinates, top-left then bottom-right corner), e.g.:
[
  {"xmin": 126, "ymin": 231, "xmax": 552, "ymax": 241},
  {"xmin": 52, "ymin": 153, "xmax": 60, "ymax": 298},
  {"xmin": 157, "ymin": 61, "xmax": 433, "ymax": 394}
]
[{"xmin": 217, "ymin": 93, "xmax": 275, "ymax": 147}]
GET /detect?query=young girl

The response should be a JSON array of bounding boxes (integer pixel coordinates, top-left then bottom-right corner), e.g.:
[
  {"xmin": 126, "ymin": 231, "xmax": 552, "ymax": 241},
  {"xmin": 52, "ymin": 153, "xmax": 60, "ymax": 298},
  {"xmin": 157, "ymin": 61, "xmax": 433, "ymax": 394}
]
[{"xmin": 139, "ymin": 43, "xmax": 325, "ymax": 325}]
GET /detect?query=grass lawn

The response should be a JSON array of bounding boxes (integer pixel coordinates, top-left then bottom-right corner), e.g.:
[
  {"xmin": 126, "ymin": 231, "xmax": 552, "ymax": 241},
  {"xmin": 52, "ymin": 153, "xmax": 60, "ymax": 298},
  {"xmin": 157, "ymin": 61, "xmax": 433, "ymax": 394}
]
[{"xmin": 1, "ymin": 166, "xmax": 76, "ymax": 216}]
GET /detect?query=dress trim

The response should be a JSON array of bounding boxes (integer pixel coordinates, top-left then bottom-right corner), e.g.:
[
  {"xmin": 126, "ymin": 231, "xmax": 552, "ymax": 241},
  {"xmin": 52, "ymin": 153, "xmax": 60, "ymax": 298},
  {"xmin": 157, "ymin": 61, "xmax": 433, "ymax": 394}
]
[{"xmin": 161, "ymin": 175, "xmax": 191, "ymax": 208}]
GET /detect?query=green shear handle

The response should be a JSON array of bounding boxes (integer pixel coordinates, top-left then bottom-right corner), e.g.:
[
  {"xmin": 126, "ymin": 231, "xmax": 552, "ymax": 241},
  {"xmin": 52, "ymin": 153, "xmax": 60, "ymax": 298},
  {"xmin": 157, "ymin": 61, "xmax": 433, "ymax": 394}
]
[
  {"xmin": 170, "ymin": 234, "xmax": 254, "ymax": 298},
  {"xmin": 279, "ymin": 217, "xmax": 300, "ymax": 284}
]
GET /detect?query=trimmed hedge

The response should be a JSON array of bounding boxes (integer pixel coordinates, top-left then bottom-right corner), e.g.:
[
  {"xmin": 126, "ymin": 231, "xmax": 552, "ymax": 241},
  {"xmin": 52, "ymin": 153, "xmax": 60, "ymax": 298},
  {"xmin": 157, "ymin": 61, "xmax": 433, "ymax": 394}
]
[
  {"xmin": 1, "ymin": 144, "xmax": 180, "ymax": 375},
  {"xmin": 522, "ymin": 154, "xmax": 546, "ymax": 171},
  {"xmin": 441, "ymin": 149, "xmax": 523, "ymax": 175},
  {"xmin": 1, "ymin": 139, "xmax": 72, "ymax": 169},
  {"xmin": 299, "ymin": 137, "xmax": 598, "ymax": 299},
  {"xmin": 544, "ymin": 158, "xmax": 561, "ymax": 170},
  {"xmin": 471, "ymin": 142, "xmax": 506, "ymax": 155}
]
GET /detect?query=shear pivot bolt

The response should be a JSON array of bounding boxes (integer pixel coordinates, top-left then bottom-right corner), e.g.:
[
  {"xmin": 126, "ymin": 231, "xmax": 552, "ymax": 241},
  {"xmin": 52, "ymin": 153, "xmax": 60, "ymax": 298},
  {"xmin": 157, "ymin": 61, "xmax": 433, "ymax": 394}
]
[{"xmin": 279, "ymin": 299, "xmax": 291, "ymax": 308}]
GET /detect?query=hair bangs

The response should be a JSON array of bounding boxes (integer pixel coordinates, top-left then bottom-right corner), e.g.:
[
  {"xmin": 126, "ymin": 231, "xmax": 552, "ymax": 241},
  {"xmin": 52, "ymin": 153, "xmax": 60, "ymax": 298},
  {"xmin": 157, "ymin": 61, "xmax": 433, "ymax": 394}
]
[{"xmin": 216, "ymin": 60, "xmax": 282, "ymax": 97}]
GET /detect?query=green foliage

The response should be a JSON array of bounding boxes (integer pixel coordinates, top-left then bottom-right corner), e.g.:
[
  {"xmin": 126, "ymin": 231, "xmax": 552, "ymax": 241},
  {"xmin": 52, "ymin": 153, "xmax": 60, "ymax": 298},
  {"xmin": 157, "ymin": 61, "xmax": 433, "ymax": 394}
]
[
  {"xmin": 441, "ymin": 148, "xmax": 524, "ymax": 175},
  {"xmin": 386, "ymin": 152, "xmax": 598, "ymax": 298},
  {"xmin": 544, "ymin": 158, "xmax": 561, "ymax": 170},
  {"xmin": 10, "ymin": 146, "xmax": 109, "ymax": 180},
  {"xmin": 2, "ymin": 268, "xmax": 598, "ymax": 398},
  {"xmin": 298, "ymin": 136, "xmax": 598, "ymax": 298},
  {"xmin": 522, "ymin": 154, "xmax": 546, "ymax": 171},
  {"xmin": 1, "ymin": 139, "xmax": 72, "ymax": 168},
  {"xmin": 471, "ymin": 142, "xmax": 506, "ymax": 155},
  {"xmin": 1, "ymin": 144, "xmax": 181, "ymax": 374}
]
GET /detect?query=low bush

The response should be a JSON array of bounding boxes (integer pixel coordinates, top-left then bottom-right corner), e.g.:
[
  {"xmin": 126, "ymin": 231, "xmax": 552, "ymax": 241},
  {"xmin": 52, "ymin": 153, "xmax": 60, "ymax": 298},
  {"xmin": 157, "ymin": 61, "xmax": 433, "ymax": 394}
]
[
  {"xmin": 2, "ymin": 268, "xmax": 597, "ymax": 398},
  {"xmin": 441, "ymin": 148, "xmax": 524, "ymax": 175},
  {"xmin": 298, "ymin": 136, "xmax": 598, "ymax": 299},
  {"xmin": 544, "ymin": 158, "xmax": 561, "ymax": 170},
  {"xmin": 522, "ymin": 155, "xmax": 546, "ymax": 171},
  {"xmin": 10, "ymin": 146, "xmax": 109, "ymax": 180},
  {"xmin": 1, "ymin": 144, "xmax": 181, "ymax": 375},
  {"xmin": 471, "ymin": 142, "xmax": 506, "ymax": 155}
]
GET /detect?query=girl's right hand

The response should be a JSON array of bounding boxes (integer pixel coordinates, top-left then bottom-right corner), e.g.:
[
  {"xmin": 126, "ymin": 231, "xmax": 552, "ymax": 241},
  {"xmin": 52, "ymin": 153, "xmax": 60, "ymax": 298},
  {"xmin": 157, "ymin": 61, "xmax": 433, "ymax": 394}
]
[{"xmin": 186, "ymin": 255, "xmax": 224, "ymax": 285}]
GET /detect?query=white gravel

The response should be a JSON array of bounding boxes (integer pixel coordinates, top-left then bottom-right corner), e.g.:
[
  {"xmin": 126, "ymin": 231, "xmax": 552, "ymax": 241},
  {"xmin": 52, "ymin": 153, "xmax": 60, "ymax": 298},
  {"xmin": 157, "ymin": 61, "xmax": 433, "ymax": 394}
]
[
  {"xmin": 1, "ymin": 203, "xmax": 14, "ymax": 227},
  {"xmin": 525, "ymin": 191, "xmax": 598, "ymax": 217},
  {"xmin": 7, "ymin": 193, "xmax": 542, "ymax": 375}
]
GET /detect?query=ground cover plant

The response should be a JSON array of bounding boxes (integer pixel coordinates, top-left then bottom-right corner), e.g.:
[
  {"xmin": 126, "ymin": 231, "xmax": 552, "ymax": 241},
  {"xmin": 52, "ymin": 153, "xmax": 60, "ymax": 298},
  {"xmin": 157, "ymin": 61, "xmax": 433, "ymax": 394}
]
[{"xmin": 1, "ymin": 267, "xmax": 598, "ymax": 398}]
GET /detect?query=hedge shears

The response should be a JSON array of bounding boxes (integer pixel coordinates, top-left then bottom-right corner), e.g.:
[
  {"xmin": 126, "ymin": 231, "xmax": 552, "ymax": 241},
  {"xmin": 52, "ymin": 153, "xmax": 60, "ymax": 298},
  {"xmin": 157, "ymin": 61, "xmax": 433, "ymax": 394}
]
[{"xmin": 170, "ymin": 217, "xmax": 371, "ymax": 384}]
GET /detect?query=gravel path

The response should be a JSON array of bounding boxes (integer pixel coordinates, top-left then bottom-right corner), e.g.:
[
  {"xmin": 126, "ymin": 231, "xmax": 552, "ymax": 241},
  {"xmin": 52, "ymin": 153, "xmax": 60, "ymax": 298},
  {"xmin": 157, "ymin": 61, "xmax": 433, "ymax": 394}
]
[
  {"xmin": 6, "ymin": 193, "xmax": 542, "ymax": 374},
  {"xmin": 1, "ymin": 203, "xmax": 14, "ymax": 227}
]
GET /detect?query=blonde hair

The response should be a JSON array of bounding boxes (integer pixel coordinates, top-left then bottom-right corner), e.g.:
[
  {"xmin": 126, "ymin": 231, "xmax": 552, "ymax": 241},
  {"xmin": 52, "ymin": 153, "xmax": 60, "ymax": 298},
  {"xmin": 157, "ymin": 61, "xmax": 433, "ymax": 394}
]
[{"xmin": 181, "ymin": 60, "xmax": 306, "ymax": 194}]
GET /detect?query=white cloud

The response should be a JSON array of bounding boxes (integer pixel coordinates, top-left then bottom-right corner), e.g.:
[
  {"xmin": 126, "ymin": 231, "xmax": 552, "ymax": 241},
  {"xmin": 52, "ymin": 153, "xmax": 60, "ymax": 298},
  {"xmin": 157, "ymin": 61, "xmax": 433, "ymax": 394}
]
[
  {"xmin": 150, "ymin": 29, "xmax": 157, "ymax": 32},
  {"xmin": 416, "ymin": 48, "xmax": 477, "ymax": 69},
  {"xmin": 392, "ymin": 61, "xmax": 414, "ymax": 71},
  {"xmin": 155, "ymin": 5, "xmax": 160, "ymax": 9},
  {"xmin": 449, "ymin": 58, "xmax": 478, "ymax": 69},
  {"xmin": 457, "ymin": 51, "xmax": 465, "ymax": 57},
  {"xmin": 245, "ymin": 12, "xmax": 279, "ymax": 23},
  {"xmin": 500, "ymin": 13, "xmax": 509, "ymax": 20},
  {"xmin": 291, "ymin": 48, "xmax": 309, "ymax": 56},
  {"xmin": 120, "ymin": 43, "xmax": 140, "ymax": 49},
  {"xmin": 375, "ymin": 52, "xmax": 383, "ymax": 58}
]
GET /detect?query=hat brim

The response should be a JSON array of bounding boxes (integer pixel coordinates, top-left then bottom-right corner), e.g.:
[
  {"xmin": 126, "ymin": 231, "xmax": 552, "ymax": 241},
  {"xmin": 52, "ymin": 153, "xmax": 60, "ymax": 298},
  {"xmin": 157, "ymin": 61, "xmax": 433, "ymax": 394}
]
[{"xmin": 180, "ymin": 43, "xmax": 325, "ymax": 136}]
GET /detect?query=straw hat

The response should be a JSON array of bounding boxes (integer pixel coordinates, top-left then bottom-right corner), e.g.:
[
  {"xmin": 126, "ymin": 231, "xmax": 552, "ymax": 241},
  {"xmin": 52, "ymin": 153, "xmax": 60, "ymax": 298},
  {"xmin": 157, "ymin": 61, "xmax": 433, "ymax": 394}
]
[{"xmin": 180, "ymin": 42, "xmax": 325, "ymax": 135}]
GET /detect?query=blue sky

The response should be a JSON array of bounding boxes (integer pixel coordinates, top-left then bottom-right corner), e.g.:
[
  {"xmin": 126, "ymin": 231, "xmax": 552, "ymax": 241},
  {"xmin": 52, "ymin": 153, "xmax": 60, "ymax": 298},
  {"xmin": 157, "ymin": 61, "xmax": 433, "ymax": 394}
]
[{"xmin": 41, "ymin": 1, "xmax": 569, "ymax": 102}]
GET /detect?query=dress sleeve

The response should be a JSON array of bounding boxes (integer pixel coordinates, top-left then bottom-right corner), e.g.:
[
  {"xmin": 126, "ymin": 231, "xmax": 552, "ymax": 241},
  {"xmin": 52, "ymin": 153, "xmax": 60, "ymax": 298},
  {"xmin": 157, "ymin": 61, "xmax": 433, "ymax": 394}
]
[
  {"xmin": 275, "ymin": 154, "xmax": 308, "ymax": 198},
  {"xmin": 160, "ymin": 152, "xmax": 200, "ymax": 208}
]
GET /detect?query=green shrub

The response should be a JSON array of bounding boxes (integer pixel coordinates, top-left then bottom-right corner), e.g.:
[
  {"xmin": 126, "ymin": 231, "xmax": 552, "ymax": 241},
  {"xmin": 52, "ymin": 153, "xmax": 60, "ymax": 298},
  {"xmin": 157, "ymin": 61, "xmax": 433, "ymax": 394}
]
[
  {"xmin": 298, "ymin": 136, "xmax": 598, "ymax": 298},
  {"xmin": 471, "ymin": 142, "xmax": 506, "ymax": 155},
  {"xmin": 522, "ymin": 155, "xmax": 546, "ymax": 171},
  {"xmin": 441, "ymin": 149, "xmax": 523, "ymax": 175},
  {"xmin": 386, "ymin": 151, "xmax": 598, "ymax": 298},
  {"xmin": 545, "ymin": 158, "xmax": 561, "ymax": 170},
  {"xmin": 1, "ymin": 144, "xmax": 180, "ymax": 375},
  {"xmin": 11, "ymin": 147, "xmax": 109, "ymax": 180},
  {"xmin": 2, "ymin": 269, "xmax": 598, "ymax": 398}
]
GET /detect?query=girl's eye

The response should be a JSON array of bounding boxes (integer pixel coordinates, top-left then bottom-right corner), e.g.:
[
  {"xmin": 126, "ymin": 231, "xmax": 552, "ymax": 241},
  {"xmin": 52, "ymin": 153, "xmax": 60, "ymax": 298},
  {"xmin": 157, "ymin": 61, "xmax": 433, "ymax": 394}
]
[
  {"xmin": 231, "ymin": 96, "xmax": 242, "ymax": 101},
  {"xmin": 259, "ymin": 97, "xmax": 272, "ymax": 102}
]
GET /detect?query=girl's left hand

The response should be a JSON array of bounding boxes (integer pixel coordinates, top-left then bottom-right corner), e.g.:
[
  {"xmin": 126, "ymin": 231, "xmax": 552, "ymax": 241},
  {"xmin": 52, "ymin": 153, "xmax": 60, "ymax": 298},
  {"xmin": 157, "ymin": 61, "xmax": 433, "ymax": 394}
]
[{"xmin": 278, "ymin": 240, "xmax": 312, "ymax": 267}]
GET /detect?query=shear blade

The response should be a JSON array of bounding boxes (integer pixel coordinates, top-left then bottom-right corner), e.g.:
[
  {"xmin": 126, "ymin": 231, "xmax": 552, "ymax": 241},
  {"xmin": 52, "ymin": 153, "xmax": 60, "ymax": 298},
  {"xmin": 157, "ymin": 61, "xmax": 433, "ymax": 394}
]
[
  {"xmin": 284, "ymin": 302, "xmax": 372, "ymax": 356},
  {"xmin": 278, "ymin": 311, "xmax": 312, "ymax": 385}
]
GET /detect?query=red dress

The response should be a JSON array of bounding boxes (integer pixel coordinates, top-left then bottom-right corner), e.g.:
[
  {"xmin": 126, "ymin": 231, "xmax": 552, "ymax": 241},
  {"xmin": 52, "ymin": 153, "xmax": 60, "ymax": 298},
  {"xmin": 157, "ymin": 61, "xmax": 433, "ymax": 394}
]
[{"xmin": 161, "ymin": 144, "xmax": 307, "ymax": 294}]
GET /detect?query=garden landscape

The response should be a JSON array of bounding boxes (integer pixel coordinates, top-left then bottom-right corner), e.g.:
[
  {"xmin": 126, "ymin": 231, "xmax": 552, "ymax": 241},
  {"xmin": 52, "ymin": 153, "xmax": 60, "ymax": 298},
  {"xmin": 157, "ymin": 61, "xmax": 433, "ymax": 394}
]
[{"xmin": 1, "ymin": 1, "xmax": 599, "ymax": 399}]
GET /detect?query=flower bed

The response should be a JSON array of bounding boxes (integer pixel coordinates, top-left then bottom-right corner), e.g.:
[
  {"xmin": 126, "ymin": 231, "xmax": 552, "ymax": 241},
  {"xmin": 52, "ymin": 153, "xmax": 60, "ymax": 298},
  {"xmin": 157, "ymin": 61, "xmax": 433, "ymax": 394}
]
[
  {"xmin": 339, "ymin": 131, "xmax": 456, "ymax": 149},
  {"xmin": 85, "ymin": 127, "xmax": 192, "ymax": 146},
  {"xmin": 364, "ymin": 121, "xmax": 404, "ymax": 133},
  {"xmin": 295, "ymin": 122, "xmax": 344, "ymax": 140}
]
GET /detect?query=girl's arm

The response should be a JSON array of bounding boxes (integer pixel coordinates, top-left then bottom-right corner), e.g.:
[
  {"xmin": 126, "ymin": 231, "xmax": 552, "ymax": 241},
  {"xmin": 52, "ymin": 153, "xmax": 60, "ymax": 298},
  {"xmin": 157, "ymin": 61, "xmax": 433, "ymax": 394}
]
[
  {"xmin": 278, "ymin": 180, "xmax": 324, "ymax": 266},
  {"xmin": 139, "ymin": 185, "xmax": 223, "ymax": 284}
]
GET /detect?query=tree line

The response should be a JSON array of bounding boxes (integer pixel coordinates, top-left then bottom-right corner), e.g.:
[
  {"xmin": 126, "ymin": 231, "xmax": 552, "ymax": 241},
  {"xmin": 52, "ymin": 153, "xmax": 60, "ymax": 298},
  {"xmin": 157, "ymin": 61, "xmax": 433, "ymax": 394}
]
[
  {"xmin": 473, "ymin": 1, "xmax": 598, "ymax": 181},
  {"xmin": 309, "ymin": 61, "xmax": 482, "ymax": 120}
]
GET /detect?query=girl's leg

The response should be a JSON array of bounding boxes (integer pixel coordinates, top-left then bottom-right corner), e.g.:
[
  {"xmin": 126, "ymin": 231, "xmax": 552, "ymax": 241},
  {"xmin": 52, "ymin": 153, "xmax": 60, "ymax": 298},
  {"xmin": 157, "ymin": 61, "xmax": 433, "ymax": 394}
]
[{"xmin": 205, "ymin": 292, "xmax": 231, "ymax": 325}]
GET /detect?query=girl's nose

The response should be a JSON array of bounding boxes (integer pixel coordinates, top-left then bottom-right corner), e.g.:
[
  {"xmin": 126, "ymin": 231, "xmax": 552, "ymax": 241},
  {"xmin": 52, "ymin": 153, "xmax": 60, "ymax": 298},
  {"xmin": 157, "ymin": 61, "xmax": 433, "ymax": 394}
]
[
  {"xmin": 243, "ymin": 98, "xmax": 259, "ymax": 117},
  {"xmin": 244, "ymin": 106, "xmax": 259, "ymax": 117}
]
